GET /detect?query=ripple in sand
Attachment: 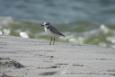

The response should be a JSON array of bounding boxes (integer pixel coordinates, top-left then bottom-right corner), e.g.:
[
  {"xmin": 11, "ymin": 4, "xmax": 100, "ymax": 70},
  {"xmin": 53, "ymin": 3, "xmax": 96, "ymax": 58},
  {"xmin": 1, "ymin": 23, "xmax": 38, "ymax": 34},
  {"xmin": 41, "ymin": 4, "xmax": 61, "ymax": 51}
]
[
  {"xmin": 0, "ymin": 57, "xmax": 24, "ymax": 68},
  {"xmin": 39, "ymin": 71, "xmax": 58, "ymax": 76}
]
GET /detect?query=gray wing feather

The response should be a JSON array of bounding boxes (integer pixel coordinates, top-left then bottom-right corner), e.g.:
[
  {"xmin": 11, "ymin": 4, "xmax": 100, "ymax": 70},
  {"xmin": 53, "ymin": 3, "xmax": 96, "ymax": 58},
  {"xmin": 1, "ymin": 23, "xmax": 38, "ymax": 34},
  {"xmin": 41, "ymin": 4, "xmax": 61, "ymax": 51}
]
[{"xmin": 47, "ymin": 25, "xmax": 64, "ymax": 36}]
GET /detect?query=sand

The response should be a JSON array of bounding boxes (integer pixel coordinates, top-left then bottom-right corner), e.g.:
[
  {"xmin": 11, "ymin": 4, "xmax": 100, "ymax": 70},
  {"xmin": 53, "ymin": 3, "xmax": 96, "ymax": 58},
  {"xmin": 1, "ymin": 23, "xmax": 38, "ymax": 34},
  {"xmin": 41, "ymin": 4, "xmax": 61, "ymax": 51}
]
[{"xmin": 0, "ymin": 36, "xmax": 115, "ymax": 77}]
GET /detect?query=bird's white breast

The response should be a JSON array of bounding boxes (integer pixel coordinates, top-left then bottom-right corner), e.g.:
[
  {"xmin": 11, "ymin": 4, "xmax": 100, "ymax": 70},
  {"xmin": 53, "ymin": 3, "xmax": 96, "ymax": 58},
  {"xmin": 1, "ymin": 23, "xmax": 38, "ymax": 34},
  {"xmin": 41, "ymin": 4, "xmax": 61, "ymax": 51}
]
[{"xmin": 44, "ymin": 26, "xmax": 55, "ymax": 36}]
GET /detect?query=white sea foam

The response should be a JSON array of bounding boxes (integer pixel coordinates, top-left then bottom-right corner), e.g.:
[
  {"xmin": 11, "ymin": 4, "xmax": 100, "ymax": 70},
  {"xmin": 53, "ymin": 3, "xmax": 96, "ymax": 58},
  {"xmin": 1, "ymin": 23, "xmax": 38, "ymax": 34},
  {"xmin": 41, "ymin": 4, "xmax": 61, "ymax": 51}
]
[
  {"xmin": 100, "ymin": 24, "xmax": 110, "ymax": 34},
  {"xmin": 19, "ymin": 32, "xmax": 29, "ymax": 38},
  {"xmin": 3, "ymin": 29, "xmax": 11, "ymax": 35}
]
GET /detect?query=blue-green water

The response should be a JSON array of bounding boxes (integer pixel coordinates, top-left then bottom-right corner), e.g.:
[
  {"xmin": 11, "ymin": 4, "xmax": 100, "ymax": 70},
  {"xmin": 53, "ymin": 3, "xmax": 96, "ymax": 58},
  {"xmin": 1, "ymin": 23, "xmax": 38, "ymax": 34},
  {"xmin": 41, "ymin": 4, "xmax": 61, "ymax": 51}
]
[{"xmin": 0, "ymin": 0, "xmax": 115, "ymax": 24}]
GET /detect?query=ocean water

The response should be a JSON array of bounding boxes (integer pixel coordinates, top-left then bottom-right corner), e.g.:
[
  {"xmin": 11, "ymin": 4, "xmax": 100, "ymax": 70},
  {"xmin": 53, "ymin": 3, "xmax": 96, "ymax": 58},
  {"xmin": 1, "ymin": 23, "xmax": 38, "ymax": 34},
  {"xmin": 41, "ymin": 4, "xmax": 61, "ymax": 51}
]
[
  {"xmin": 0, "ymin": 0, "xmax": 115, "ymax": 24},
  {"xmin": 0, "ymin": 19, "xmax": 115, "ymax": 48},
  {"xmin": 0, "ymin": 0, "xmax": 115, "ymax": 48}
]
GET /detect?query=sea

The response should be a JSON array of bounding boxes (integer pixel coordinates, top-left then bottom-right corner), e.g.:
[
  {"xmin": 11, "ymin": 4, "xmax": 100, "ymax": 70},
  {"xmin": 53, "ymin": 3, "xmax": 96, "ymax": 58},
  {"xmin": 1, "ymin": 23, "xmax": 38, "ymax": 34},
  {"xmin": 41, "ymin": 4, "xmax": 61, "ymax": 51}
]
[{"xmin": 0, "ymin": 0, "xmax": 115, "ymax": 48}]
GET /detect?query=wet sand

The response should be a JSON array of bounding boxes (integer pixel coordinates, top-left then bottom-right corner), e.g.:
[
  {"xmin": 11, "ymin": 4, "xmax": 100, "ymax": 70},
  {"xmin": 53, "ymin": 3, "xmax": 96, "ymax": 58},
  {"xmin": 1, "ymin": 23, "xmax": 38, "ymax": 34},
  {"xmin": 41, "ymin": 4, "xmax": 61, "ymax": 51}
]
[{"xmin": 0, "ymin": 36, "xmax": 115, "ymax": 77}]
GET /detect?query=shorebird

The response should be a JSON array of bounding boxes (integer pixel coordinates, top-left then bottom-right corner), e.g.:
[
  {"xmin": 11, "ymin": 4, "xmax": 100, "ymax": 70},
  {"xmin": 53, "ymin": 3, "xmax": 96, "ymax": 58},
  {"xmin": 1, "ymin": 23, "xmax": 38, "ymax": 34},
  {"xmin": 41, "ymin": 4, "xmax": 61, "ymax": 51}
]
[{"xmin": 41, "ymin": 22, "xmax": 65, "ymax": 45}]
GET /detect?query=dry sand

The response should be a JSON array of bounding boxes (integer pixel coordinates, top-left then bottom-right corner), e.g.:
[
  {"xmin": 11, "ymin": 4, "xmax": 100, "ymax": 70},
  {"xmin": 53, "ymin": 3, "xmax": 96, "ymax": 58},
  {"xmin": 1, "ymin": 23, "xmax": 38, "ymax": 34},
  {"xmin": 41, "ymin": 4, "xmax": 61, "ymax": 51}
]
[{"xmin": 0, "ymin": 36, "xmax": 115, "ymax": 77}]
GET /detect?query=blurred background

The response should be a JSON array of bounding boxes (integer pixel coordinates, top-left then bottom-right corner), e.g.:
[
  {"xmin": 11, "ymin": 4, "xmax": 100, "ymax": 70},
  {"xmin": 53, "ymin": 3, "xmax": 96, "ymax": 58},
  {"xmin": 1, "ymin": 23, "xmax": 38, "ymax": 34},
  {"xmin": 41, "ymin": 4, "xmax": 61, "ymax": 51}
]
[{"xmin": 0, "ymin": 0, "xmax": 115, "ymax": 48}]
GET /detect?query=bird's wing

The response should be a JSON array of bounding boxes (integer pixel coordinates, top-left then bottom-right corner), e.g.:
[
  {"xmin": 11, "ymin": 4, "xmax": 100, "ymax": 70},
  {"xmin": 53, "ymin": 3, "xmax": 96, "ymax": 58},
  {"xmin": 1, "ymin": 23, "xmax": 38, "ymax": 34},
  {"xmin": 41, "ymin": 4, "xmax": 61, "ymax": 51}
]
[{"xmin": 48, "ymin": 25, "xmax": 65, "ymax": 36}]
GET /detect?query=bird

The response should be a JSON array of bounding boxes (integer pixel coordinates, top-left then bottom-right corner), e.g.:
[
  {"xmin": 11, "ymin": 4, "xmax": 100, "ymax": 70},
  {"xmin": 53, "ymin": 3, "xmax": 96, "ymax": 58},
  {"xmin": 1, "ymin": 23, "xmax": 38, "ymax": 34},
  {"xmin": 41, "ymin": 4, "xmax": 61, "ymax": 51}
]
[{"xmin": 41, "ymin": 22, "xmax": 65, "ymax": 45}]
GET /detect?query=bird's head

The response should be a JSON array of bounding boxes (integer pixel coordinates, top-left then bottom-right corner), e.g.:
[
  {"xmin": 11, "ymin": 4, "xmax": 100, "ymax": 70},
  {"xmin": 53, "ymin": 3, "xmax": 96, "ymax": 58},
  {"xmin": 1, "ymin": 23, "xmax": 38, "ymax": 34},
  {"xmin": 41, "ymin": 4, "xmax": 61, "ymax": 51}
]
[{"xmin": 41, "ymin": 22, "xmax": 50, "ymax": 27}]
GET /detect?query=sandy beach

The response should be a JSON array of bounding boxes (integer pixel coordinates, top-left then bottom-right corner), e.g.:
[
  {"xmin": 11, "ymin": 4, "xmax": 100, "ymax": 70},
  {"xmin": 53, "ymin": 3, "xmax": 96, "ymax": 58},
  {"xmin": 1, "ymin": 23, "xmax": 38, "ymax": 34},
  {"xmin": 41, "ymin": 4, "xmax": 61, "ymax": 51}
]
[{"xmin": 0, "ymin": 36, "xmax": 115, "ymax": 77}]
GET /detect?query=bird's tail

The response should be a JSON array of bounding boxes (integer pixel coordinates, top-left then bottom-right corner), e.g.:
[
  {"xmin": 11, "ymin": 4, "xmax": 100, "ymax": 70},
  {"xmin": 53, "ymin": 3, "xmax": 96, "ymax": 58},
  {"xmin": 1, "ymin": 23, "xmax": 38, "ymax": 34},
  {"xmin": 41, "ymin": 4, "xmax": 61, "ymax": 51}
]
[{"xmin": 59, "ymin": 33, "xmax": 65, "ymax": 37}]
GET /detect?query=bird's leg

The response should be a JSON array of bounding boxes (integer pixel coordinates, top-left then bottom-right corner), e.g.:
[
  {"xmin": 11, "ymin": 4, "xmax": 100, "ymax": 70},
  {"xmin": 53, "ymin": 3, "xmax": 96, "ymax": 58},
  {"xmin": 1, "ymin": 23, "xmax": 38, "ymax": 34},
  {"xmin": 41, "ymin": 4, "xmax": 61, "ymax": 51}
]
[
  {"xmin": 50, "ymin": 37, "xmax": 52, "ymax": 45},
  {"xmin": 53, "ymin": 37, "xmax": 55, "ymax": 45}
]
